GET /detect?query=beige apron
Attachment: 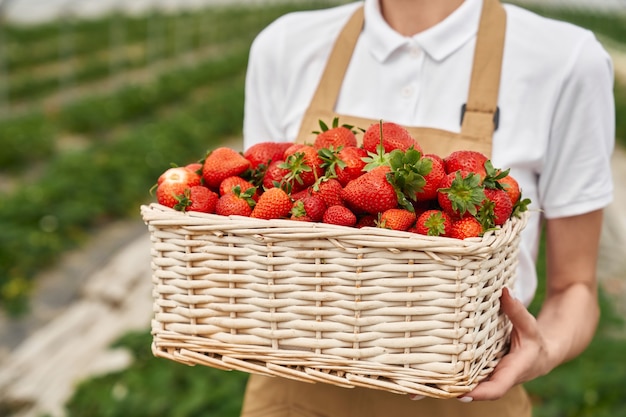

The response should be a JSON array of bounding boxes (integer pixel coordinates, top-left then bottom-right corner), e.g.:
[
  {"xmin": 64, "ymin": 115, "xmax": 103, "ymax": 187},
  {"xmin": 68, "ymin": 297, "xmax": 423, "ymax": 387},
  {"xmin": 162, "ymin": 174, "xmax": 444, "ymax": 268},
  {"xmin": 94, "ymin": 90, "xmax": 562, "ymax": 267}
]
[{"xmin": 242, "ymin": 0, "xmax": 532, "ymax": 415}]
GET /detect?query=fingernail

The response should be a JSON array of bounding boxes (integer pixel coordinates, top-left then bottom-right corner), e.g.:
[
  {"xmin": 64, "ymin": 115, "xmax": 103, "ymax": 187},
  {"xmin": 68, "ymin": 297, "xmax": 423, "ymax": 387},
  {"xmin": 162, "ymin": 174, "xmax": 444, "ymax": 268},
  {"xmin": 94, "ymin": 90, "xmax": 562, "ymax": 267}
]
[
  {"xmin": 410, "ymin": 394, "xmax": 425, "ymax": 401},
  {"xmin": 457, "ymin": 396, "xmax": 473, "ymax": 403}
]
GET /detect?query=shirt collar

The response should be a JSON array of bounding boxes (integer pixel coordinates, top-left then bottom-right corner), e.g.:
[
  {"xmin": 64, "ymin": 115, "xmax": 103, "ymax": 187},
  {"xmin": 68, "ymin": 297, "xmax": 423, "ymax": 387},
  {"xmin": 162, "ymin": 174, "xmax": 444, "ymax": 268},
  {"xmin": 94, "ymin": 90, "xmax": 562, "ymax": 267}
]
[{"xmin": 363, "ymin": 0, "xmax": 483, "ymax": 62}]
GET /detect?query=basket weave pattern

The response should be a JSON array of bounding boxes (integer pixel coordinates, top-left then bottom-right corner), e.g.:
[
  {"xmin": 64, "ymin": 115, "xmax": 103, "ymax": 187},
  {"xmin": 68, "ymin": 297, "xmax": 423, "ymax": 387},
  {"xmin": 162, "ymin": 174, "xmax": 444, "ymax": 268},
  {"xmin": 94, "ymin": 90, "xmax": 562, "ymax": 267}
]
[{"xmin": 141, "ymin": 203, "xmax": 528, "ymax": 398}]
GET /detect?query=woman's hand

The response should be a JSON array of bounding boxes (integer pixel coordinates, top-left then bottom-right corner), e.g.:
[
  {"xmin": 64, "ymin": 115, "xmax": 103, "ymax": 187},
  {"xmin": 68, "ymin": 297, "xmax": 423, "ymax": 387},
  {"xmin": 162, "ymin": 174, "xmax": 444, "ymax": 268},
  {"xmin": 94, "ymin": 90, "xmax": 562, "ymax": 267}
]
[{"xmin": 460, "ymin": 287, "xmax": 551, "ymax": 401}]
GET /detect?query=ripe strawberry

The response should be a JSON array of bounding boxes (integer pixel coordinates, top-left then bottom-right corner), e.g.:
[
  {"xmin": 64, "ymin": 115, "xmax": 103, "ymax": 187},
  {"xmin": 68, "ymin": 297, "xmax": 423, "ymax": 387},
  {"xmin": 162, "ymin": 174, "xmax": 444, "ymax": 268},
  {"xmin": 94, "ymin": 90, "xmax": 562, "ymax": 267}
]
[
  {"xmin": 323, "ymin": 205, "xmax": 357, "ymax": 227},
  {"xmin": 262, "ymin": 160, "xmax": 292, "ymax": 191},
  {"xmin": 362, "ymin": 121, "xmax": 422, "ymax": 154},
  {"xmin": 437, "ymin": 170, "xmax": 486, "ymax": 218},
  {"xmin": 282, "ymin": 144, "xmax": 324, "ymax": 189},
  {"xmin": 313, "ymin": 117, "xmax": 358, "ymax": 150},
  {"xmin": 215, "ymin": 186, "xmax": 256, "ymax": 217},
  {"xmin": 156, "ymin": 166, "xmax": 202, "ymax": 208},
  {"xmin": 251, "ymin": 187, "xmax": 293, "ymax": 220},
  {"xmin": 480, "ymin": 188, "xmax": 514, "ymax": 227},
  {"xmin": 341, "ymin": 166, "xmax": 398, "ymax": 215},
  {"xmin": 356, "ymin": 214, "xmax": 378, "ymax": 228},
  {"xmin": 174, "ymin": 185, "xmax": 219, "ymax": 213},
  {"xmin": 184, "ymin": 162, "xmax": 203, "ymax": 175},
  {"xmin": 415, "ymin": 154, "xmax": 446, "ymax": 202},
  {"xmin": 449, "ymin": 216, "xmax": 484, "ymax": 239},
  {"xmin": 219, "ymin": 176, "xmax": 257, "ymax": 199},
  {"xmin": 378, "ymin": 208, "xmax": 416, "ymax": 231},
  {"xmin": 498, "ymin": 174, "xmax": 521, "ymax": 204},
  {"xmin": 244, "ymin": 141, "xmax": 293, "ymax": 169},
  {"xmin": 310, "ymin": 178, "xmax": 344, "ymax": 208},
  {"xmin": 443, "ymin": 150, "xmax": 488, "ymax": 177},
  {"xmin": 319, "ymin": 146, "xmax": 368, "ymax": 187},
  {"xmin": 292, "ymin": 195, "xmax": 327, "ymax": 222},
  {"xmin": 413, "ymin": 210, "xmax": 453, "ymax": 237},
  {"xmin": 202, "ymin": 147, "xmax": 251, "ymax": 190}
]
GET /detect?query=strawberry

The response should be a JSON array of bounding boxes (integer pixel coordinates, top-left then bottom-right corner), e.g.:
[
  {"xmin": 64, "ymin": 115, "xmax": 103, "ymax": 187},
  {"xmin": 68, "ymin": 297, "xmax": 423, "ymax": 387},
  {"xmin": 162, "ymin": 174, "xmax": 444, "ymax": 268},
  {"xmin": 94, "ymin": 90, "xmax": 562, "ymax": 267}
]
[
  {"xmin": 219, "ymin": 176, "xmax": 258, "ymax": 199},
  {"xmin": 282, "ymin": 144, "xmax": 324, "ymax": 189},
  {"xmin": 251, "ymin": 187, "xmax": 293, "ymax": 220},
  {"xmin": 356, "ymin": 214, "xmax": 378, "ymax": 228},
  {"xmin": 498, "ymin": 174, "xmax": 521, "ymax": 205},
  {"xmin": 449, "ymin": 216, "xmax": 484, "ymax": 240},
  {"xmin": 362, "ymin": 121, "xmax": 422, "ymax": 154},
  {"xmin": 412, "ymin": 209, "xmax": 453, "ymax": 237},
  {"xmin": 310, "ymin": 178, "xmax": 344, "ymax": 208},
  {"xmin": 323, "ymin": 205, "xmax": 357, "ymax": 227},
  {"xmin": 184, "ymin": 162, "xmax": 203, "ymax": 175},
  {"xmin": 437, "ymin": 170, "xmax": 486, "ymax": 218},
  {"xmin": 296, "ymin": 195, "xmax": 327, "ymax": 222},
  {"xmin": 480, "ymin": 188, "xmax": 514, "ymax": 227},
  {"xmin": 215, "ymin": 186, "xmax": 256, "ymax": 217},
  {"xmin": 443, "ymin": 150, "xmax": 488, "ymax": 177},
  {"xmin": 156, "ymin": 166, "xmax": 202, "ymax": 208},
  {"xmin": 157, "ymin": 166, "xmax": 202, "ymax": 187},
  {"xmin": 313, "ymin": 117, "xmax": 358, "ymax": 150},
  {"xmin": 244, "ymin": 141, "xmax": 293, "ymax": 169},
  {"xmin": 378, "ymin": 208, "xmax": 416, "ymax": 231},
  {"xmin": 415, "ymin": 154, "xmax": 446, "ymax": 202},
  {"xmin": 262, "ymin": 160, "xmax": 292, "ymax": 191},
  {"xmin": 341, "ymin": 166, "xmax": 398, "ymax": 215},
  {"xmin": 174, "ymin": 185, "xmax": 219, "ymax": 213},
  {"xmin": 319, "ymin": 146, "xmax": 368, "ymax": 186},
  {"xmin": 202, "ymin": 147, "xmax": 251, "ymax": 190}
]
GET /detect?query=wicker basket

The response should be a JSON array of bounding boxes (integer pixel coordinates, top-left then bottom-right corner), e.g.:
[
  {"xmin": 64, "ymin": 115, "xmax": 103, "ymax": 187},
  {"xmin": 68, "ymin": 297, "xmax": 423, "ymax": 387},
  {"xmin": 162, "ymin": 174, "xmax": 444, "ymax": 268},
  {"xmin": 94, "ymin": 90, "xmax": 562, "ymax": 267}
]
[{"xmin": 141, "ymin": 203, "xmax": 528, "ymax": 399}]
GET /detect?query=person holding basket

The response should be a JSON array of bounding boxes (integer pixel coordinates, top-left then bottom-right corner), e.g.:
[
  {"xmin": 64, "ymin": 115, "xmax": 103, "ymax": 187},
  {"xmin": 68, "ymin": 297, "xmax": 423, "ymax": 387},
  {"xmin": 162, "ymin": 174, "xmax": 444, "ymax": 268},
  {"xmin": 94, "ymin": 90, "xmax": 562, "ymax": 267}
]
[{"xmin": 240, "ymin": 0, "xmax": 615, "ymax": 415}]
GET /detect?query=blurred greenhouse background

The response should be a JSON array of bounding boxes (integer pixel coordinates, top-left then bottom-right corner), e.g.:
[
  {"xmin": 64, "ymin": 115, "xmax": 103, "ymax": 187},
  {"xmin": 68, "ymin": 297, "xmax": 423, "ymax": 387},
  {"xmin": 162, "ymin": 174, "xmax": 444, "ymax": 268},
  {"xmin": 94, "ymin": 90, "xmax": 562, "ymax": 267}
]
[{"xmin": 0, "ymin": 0, "xmax": 624, "ymax": 416}]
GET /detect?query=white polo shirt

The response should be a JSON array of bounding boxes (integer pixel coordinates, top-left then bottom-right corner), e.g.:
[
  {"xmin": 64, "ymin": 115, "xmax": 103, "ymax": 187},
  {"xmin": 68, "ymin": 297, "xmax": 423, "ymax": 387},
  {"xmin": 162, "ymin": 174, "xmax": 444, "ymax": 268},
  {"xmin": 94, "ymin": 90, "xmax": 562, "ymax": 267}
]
[{"xmin": 243, "ymin": 0, "xmax": 615, "ymax": 305}]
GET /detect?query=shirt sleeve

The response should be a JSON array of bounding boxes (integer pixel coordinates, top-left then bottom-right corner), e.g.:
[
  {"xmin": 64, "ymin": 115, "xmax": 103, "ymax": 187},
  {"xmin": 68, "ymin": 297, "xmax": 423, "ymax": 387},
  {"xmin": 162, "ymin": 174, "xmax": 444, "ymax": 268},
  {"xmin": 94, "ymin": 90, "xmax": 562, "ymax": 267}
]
[{"xmin": 538, "ymin": 32, "xmax": 615, "ymax": 219}]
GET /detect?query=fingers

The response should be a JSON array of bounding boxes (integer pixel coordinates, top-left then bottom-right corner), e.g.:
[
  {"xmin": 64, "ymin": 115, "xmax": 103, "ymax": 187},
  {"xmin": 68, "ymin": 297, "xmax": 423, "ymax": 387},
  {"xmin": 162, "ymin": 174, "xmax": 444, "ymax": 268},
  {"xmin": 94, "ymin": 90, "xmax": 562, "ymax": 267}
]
[{"xmin": 501, "ymin": 287, "xmax": 536, "ymax": 337}]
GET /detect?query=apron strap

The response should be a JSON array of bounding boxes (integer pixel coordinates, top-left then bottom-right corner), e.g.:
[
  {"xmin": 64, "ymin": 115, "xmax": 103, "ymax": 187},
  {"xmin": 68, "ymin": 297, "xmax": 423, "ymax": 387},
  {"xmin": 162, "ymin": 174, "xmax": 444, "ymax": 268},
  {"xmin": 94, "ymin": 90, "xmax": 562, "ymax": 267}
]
[{"xmin": 296, "ymin": 0, "xmax": 507, "ymax": 148}]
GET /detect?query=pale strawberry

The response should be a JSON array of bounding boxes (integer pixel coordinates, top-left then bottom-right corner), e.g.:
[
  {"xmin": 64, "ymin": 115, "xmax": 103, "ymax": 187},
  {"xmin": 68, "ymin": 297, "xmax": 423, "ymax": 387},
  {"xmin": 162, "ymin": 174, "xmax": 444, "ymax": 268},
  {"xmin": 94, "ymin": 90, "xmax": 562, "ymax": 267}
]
[
  {"xmin": 156, "ymin": 166, "xmax": 202, "ymax": 208},
  {"xmin": 323, "ymin": 205, "xmax": 357, "ymax": 227},
  {"xmin": 251, "ymin": 187, "xmax": 293, "ymax": 220},
  {"xmin": 313, "ymin": 117, "xmax": 358, "ymax": 150},
  {"xmin": 202, "ymin": 147, "xmax": 251, "ymax": 189},
  {"xmin": 362, "ymin": 121, "xmax": 422, "ymax": 154},
  {"xmin": 378, "ymin": 208, "xmax": 416, "ymax": 231},
  {"xmin": 157, "ymin": 166, "xmax": 201, "ymax": 187},
  {"xmin": 341, "ymin": 166, "xmax": 398, "ymax": 215}
]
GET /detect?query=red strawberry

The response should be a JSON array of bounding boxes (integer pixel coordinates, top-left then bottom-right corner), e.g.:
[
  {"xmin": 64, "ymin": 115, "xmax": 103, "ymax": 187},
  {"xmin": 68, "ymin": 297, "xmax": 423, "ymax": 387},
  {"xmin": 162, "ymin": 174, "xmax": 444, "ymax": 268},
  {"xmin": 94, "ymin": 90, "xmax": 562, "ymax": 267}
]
[
  {"xmin": 262, "ymin": 160, "xmax": 291, "ymax": 190},
  {"xmin": 174, "ymin": 185, "xmax": 219, "ymax": 213},
  {"xmin": 437, "ymin": 170, "xmax": 486, "ymax": 218},
  {"xmin": 481, "ymin": 188, "xmax": 514, "ymax": 227},
  {"xmin": 202, "ymin": 147, "xmax": 251, "ymax": 189},
  {"xmin": 156, "ymin": 166, "xmax": 202, "ymax": 208},
  {"xmin": 251, "ymin": 187, "xmax": 293, "ymax": 220},
  {"xmin": 282, "ymin": 144, "xmax": 324, "ymax": 189},
  {"xmin": 184, "ymin": 162, "xmax": 203, "ymax": 175},
  {"xmin": 291, "ymin": 195, "xmax": 327, "ymax": 222},
  {"xmin": 415, "ymin": 154, "xmax": 446, "ymax": 202},
  {"xmin": 443, "ymin": 150, "xmax": 488, "ymax": 177},
  {"xmin": 498, "ymin": 174, "xmax": 521, "ymax": 204},
  {"xmin": 311, "ymin": 178, "xmax": 344, "ymax": 208},
  {"xmin": 378, "ymin": 208, "xmax": 416, "ymax": 231},
  {"xmin": 219, "ymin": 176, "xmax": 257, "ymax": 199},
  {"xmin": 323, "ymin": 205, "xmax": 357, "ymax": 227},
  {"xmin": 362, "ymin": 121, "xmax": 422, "ymax": 154},
  {"xmin": 449, "ymin": 216, "xmax": 484, "ymax": 240},
  {"xmin": 413, "ymin": 209, "xmax": 453, "ymax": 237},
  {"xmin": 341, "ymin": 166, "xmax": 398, "ymax": 215},
  {"xmin": 336, "ymin": 146, "xmax": 368, "ymax": 186},
  {"xmin": 356, "ymin": 214, "xmax": 378, "ymax": 228},
  {"xmin": 244, "ymin": 141, "xmax": 293, "ymax": 169},
  {"xmin": 313, "ymin": 117, "xmax": 358, "ymax": 150},
  {"xmin": 215, "ymin": 186, "xmax": 256, "ymax": 217}
]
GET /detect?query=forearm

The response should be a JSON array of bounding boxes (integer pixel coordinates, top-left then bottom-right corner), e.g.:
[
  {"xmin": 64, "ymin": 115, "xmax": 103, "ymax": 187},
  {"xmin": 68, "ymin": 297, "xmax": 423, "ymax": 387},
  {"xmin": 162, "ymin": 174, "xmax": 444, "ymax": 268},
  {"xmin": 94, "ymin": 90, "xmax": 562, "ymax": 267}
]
[{"xmin": 536, "ymin": 280, "xmax": 599, "ymax": 373}]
